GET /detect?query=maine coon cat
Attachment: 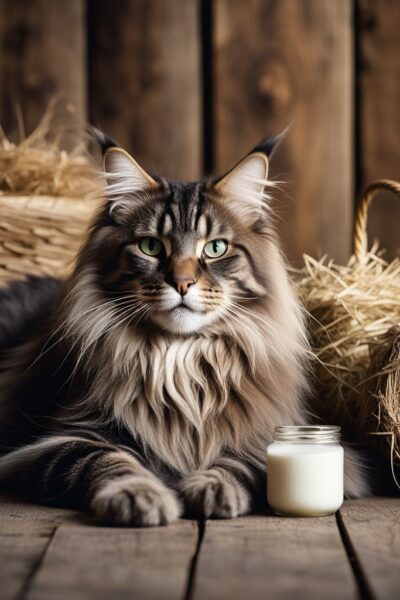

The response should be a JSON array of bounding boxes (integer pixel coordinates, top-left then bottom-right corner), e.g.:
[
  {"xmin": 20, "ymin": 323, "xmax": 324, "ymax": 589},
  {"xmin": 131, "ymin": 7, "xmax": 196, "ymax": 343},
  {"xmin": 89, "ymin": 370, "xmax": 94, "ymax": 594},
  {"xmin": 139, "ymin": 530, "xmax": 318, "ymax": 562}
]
[{"xmin": 0, "ymin": 132, "xmax": 369, "ymax": 526}]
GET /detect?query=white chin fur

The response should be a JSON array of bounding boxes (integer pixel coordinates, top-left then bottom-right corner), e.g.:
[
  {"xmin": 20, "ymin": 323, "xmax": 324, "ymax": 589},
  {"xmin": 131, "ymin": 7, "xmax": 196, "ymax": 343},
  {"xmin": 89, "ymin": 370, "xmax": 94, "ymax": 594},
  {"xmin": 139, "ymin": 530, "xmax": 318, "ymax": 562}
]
[{"xmin": 151, "ymin": 307, "xmax": 217, "ymax": 334}]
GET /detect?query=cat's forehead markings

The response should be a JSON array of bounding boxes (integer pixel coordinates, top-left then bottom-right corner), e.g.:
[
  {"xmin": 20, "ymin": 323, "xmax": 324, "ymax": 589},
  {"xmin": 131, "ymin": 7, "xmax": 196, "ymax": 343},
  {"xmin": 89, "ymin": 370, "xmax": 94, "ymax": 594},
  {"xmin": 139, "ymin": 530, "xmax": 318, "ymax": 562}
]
[
  {"xmin": 161, "ymin": 213, "xmax": 173, "ymax": 236},
  {"xmin": 196, "ymin": 214, "xmax": 208, "ymax": 238}
]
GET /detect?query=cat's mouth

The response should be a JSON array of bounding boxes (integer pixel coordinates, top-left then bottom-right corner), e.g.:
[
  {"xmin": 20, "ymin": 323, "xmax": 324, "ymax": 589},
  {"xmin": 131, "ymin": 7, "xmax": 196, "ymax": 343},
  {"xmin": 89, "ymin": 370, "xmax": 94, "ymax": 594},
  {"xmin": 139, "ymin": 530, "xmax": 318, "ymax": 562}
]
[
  {"xmin": 171, "ymin": 302, "xmax": 194, "ymax": 312},
  {"xmin": 151, "ymin": 296, "xmax": 218, "ymax": 333},
  {"xmin": 154, "ymin": 291, "xmax": 212, "ymax": 320},
  {"xmin": 168, "ymin": 300, "xmax": 207, "ymax": 315}
]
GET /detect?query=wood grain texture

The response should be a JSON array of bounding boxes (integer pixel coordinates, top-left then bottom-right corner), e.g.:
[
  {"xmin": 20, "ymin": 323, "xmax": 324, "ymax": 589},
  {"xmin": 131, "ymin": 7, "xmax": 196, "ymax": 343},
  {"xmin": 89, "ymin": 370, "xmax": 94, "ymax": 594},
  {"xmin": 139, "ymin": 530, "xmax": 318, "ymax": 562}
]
[
  {"xmin": 192, "ymin": 515, "xmax": 357, "ymax": 600},
  {"xmin": 357, "ymin": 0, "xmax": 400, "ymax": 259},
  {"xmin": 0, "ymin": 497, "xmax": 78, "ymax": 600},
  {"xmin": 213, "ymin": 0, "xmax": 353, "ymax": 264},
  {"xmin": 27, "ymin": 521, "xmax": 197, "ymax": 600},
  {"xmin": 0, "ymin": 0, "xmax": 86, "ymax": 135},
  {"xmin": 88, "ymin": 0, "xmax": 202, "ymax": 181},
  {"xmin": 339, "ymin": 497, "xmax": 400, "ymax": 600}
]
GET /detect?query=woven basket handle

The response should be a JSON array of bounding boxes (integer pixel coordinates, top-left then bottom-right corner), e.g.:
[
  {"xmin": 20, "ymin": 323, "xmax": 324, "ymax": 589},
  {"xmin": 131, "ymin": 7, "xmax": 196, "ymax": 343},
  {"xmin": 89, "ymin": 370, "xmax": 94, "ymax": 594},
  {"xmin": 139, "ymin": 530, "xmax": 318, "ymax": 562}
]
[{"xmin": 353, "ymin": 179, "xmax": 400, "ymax": 262}]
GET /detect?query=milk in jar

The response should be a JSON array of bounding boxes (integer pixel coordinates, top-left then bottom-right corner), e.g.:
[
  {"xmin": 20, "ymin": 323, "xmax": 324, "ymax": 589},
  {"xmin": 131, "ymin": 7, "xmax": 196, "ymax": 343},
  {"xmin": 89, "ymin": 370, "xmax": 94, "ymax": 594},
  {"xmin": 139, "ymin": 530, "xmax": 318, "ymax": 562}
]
[{"xmin": 267, "ymin": 426, "xmax": 343, "ymax": 517}]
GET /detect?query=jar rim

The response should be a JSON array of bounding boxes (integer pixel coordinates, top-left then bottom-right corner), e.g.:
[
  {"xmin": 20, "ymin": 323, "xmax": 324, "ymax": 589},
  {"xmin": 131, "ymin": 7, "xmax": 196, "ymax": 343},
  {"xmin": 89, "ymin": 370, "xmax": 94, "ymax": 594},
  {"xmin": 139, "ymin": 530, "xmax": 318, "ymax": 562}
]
[{"xmin": 273, "ymin": 425, "xmax": 341, "ymax": 443}]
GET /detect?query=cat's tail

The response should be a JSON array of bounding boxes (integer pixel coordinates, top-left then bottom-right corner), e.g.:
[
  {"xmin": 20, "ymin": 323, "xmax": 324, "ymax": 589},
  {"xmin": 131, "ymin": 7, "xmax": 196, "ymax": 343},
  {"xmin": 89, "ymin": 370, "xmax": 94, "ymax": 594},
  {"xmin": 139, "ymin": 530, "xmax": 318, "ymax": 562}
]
[{"xmin": 344, "ymin": 445, "xmax": 371, "ymax": 498}]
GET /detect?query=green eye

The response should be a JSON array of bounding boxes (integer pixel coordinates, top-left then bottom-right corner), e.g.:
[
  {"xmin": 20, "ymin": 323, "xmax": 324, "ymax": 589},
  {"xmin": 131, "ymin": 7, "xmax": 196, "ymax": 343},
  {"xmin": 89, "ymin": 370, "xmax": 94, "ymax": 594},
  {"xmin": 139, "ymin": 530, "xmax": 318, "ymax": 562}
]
[
  {"xmin": 204, "ymin": 239, "xmax": 228, "ymax": 259},
  {"xmin": 139, "ymin": 237, "xmax": 163, "ymax": 257}
]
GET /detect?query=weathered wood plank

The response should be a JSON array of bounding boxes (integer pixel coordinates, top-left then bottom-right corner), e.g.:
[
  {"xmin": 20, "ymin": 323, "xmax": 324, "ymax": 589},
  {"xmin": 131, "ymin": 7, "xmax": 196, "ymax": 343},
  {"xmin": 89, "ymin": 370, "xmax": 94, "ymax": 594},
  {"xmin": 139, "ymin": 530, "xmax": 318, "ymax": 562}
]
[
  {"xmin": 27, "ymin": 520, "xmax": 197, "ymax": 600},
  {"xmin": 0, "ymin": 497, "xmax": 78, "ymax": 600},
  {"xmin": 192, "ymin": 515, "xmax": 356, "ymax": 600},
  {"xmin": 88, "ymin": 0, "xmax": 202, "ymax": 181},
  {"xmin": 0, "ymin": 0, "xmax": 86, "ymax": 135},
  {"xmin": 213, "ymin": 0, "xmax": 353, "ymax": 264},
  {"xmin": 339, "ymin": 497, "xmax": 400, "ymax": 600},
  {"xmin": 357, "ymin": 0, "xmax": 400, "ymax": 259}
]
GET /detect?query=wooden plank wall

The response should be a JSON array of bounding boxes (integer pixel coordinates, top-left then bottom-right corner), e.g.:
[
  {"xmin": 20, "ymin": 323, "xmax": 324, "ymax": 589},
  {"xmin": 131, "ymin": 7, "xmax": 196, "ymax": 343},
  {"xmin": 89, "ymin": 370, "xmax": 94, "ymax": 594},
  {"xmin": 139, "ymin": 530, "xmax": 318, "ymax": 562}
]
[
  {"xmin": 0, "ymin": 0, "xmax": 86, "ymax": 137},
  {"xmin": 0, "ymin": 0, "xmax": 399, "ymax": 262},
  {"xmin": 88, "ymin": 0, "xmax": 202, "ymax": 181},
  {"xmin": 213, "ymin": 0, "xmax": 353, "ymax": 263},
  {"xmin": 357, "ymin": 0, "xmax": 400, "ymax": 260}
]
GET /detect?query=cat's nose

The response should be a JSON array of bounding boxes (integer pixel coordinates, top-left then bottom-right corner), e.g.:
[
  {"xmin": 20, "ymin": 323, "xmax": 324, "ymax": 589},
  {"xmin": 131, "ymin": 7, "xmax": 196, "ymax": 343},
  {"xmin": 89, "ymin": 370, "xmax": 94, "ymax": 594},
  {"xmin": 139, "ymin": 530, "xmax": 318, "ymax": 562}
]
[
  {"xmin": 167, "ymin": 256, "xmax": 199, "ymax": 296},
  {"xmin": 170, "ymin": 276, "xmax": 197, "ymax": 296}
]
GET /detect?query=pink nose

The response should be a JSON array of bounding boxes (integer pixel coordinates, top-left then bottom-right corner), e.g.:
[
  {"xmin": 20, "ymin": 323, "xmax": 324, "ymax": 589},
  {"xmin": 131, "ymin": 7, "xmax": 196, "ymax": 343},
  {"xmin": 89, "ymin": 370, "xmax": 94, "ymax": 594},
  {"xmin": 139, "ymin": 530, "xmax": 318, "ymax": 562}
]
[{"xmin": 171, "ymin": 277, "xmax": 197, "ymax": 296}]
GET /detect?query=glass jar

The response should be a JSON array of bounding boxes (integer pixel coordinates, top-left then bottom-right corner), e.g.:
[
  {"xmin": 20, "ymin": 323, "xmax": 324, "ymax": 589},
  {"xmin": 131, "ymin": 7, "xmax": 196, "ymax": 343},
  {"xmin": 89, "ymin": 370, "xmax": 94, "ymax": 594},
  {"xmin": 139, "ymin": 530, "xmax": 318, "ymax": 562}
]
[{"xmin": 267, "ymin": 425, "xmax": 343, "ymax": 517}]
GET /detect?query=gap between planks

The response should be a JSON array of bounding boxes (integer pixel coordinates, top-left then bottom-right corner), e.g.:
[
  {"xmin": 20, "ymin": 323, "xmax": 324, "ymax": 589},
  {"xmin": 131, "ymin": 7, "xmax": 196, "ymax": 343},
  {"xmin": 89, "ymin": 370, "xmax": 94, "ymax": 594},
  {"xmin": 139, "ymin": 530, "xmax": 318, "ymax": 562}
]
[
  {"xmin": 17, "ymin": 526, "xmax": 58, "ymax": 600},
  {"xmin": 336, "ymin": 511, "xmax": 376, "ymax": 600},
  {"xmin": 183, "ymin": 520, "xmax": 205, "ymax": 600},
  {"xmin": 338, "ymin": 498, "xmax": 400, "ymax": 600}
]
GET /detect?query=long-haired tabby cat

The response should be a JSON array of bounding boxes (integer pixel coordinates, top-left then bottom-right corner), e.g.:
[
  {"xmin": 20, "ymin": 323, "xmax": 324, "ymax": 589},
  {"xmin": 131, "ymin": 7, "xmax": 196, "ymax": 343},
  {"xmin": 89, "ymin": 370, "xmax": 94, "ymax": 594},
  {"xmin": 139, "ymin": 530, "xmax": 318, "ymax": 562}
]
[{"xmin": 0, "ymin": 132, "xmax": 369, "ymax": 525}]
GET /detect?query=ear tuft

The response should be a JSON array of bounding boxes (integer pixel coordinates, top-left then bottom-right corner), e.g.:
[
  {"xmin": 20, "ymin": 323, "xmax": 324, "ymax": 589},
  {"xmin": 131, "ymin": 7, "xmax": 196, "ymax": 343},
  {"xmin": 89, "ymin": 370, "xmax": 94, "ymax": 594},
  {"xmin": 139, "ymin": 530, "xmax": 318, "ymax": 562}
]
[
  {"xmin": 104, "ymin": 147, "xmax": 157, "ymax": 192},
  {"xmin": 214, "ymin": 152, "xmax": 271, "ymax": 226},
  {"xmin": 88, "ymin": 124, "xmax": 119, "ymax": 154},
  {"xmin": 251, "ymin": 125, "xmax": 290, "ymax": 158},
  {"xmin": 103, "ymin": 148, "xmax": 158, "ymax": 218}
]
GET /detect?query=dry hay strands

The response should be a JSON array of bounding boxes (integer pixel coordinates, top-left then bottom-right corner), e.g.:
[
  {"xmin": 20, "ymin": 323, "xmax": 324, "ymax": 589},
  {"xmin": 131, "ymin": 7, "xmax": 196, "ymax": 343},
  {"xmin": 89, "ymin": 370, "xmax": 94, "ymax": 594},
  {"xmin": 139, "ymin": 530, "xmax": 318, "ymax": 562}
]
[
  {"xmin": 290, "ymin": 248, "xmax": 400, "ymax": 456},
  {"xmin": 364, "ymin": 324, "xmax": 400, "ymax": 484},
  {"xmin": 0, "ymin": 108, "xmax": 104, "ymax": 199}
]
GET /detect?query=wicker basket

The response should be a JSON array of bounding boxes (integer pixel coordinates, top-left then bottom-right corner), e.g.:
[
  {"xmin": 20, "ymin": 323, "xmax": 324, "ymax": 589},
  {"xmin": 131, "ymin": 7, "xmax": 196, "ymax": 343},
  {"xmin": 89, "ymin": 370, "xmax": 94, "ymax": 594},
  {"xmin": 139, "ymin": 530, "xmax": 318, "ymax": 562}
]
[
  {"xmin": 0, "ymin": 193, "xmax": 99, "ymax": 284},
  {"xmin": 353, "ymin": 179, "xmax": 400, "ymax": 263}
]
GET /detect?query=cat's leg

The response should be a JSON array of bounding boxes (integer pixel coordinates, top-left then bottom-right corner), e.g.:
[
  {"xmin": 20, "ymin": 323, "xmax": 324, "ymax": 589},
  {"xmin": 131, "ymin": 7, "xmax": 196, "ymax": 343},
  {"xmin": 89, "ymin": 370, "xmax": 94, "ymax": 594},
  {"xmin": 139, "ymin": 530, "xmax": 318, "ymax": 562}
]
[
  {"xmin": 178, "ymin": 457, "xmax": 257, "ymax": 519},
  {"xmin": 0, "ymin": 435, "xmax": 181, "ymax": 526}
]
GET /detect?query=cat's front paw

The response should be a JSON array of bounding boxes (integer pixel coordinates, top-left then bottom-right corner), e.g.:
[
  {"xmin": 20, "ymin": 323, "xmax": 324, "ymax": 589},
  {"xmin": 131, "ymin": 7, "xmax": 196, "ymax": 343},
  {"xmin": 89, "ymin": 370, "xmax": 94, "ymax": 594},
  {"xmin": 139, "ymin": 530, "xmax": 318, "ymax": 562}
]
[
  {"xmin": 179, "ymin": 469, "xmax": 249, "ymax": 519},
  {"xmin": 91, "ymin": 475, "xmax": 181, "ymax": 527}
]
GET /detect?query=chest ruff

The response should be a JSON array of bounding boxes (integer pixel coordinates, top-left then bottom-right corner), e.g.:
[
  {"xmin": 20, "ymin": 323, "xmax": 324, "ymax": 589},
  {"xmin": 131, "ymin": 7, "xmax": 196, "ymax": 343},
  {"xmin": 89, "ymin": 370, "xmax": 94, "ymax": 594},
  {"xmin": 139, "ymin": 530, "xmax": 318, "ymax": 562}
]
[{"xmin": 85, "ymin": 331, "xmax": 275, "ymax": 473}]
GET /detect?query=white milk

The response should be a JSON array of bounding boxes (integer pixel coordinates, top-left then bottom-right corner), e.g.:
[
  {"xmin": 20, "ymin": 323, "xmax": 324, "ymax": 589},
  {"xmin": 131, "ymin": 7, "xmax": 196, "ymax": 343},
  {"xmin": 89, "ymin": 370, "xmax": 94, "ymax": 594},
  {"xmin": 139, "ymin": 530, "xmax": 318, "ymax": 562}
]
[{"xmin": 267, "ymin": 426, "xmax": 343, "ymax": 517}]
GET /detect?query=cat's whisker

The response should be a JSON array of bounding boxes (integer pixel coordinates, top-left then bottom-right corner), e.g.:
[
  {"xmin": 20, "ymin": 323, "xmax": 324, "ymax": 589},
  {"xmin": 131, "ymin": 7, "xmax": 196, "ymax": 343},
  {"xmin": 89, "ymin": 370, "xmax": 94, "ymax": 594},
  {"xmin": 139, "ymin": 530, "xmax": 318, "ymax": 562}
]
[
  {"xmin": 228, "ymin": 300, "xmax": 308, "ymax": 357},
  {"xmin": 230, "ymin": 302, "xmax": 291, "ymax": 349},
  {"xmin": 27, "ymin": 295, "xmax": 144, "ymax": 372},
  {"xmin": 223, "ymin": 302, "xmax": 286, "ymax": 364},
  {"xmin": 228, "ymin": 294, "xmax": 259, "ymax": 302},
  {"xmin": 116, "ymin": 305, "xmax": 151, "ymax": 345},
  {"xmin": 72, "ymin": 303, "xmax": 149, "ymax": 380},
  {"xmin": 77, "ymin": 302, "xmax": 145, "ymax": 349},
  {"xmin": 54, "ymin": 301, "xmax": 149, "ymax": 383},
  {"xmin": 222, "ymin": 306, "xmax": 262, "ymax": 345},
  {"xmin": 228, "ymin": 300, "xmax": 280, "ymax": 333}
]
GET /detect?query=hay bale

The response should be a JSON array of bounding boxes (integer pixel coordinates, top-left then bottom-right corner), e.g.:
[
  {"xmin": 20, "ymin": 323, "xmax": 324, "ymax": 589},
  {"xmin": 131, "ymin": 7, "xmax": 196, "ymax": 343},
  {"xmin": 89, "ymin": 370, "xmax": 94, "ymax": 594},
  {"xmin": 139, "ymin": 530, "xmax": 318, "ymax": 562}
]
[{"xmin": 291, "ymin": 250, "xmax": 400, "ymax": 458}]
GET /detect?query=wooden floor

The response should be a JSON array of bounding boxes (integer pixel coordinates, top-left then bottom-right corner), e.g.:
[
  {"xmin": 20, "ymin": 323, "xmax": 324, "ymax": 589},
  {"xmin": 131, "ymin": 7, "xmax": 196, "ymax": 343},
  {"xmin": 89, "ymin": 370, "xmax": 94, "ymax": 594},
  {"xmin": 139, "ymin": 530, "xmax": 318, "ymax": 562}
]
[{"xmin": 0, "ymin": 496, "xmax": 399, "ymax": 600}]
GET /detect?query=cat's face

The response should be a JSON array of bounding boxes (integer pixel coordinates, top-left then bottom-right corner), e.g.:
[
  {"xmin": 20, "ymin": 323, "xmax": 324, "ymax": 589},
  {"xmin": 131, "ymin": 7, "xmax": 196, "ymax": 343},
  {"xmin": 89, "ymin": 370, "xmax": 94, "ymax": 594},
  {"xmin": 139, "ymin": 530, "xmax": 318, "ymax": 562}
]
[{"xmin": 85, "ymin": 143, "xmax": 277, "ymax": 335}]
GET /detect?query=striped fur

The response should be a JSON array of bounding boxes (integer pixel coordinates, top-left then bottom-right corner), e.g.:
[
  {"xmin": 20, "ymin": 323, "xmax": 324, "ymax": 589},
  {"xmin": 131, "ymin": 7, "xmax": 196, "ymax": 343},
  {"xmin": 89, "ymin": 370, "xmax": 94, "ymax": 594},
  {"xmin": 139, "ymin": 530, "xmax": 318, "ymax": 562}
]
[
  {"xmin": 0, "ymin": 138, "xmax": 370, "ymax": 526},
  {"xmin": 0, "ymin": 435, "xmax": 180, "ymax": 525}
]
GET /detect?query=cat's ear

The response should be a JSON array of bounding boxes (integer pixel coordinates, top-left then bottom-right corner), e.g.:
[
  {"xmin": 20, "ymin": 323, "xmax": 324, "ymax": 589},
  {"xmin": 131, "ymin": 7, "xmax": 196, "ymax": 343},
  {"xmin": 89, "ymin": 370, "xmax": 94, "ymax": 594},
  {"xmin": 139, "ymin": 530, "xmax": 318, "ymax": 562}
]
[
  {"xmin": 104, "ymin": 147, "xmax": 158, "ymax": 193},
  {"xmin": 103, "ymin": 147, "xmax": 159, "ymax": 219},
  {"xmin": 213, "ymin": 131, "xmax": 285, "ymax": 226}
]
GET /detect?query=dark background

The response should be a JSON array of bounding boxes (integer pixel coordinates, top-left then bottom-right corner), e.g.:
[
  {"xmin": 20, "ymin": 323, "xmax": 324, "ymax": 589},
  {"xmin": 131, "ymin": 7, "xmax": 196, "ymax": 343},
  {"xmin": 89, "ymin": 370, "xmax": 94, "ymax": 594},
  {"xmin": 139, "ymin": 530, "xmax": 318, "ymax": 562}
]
[{"xmin": 0, "ymin": 0, "xmax": 399, "ymax": 263}]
